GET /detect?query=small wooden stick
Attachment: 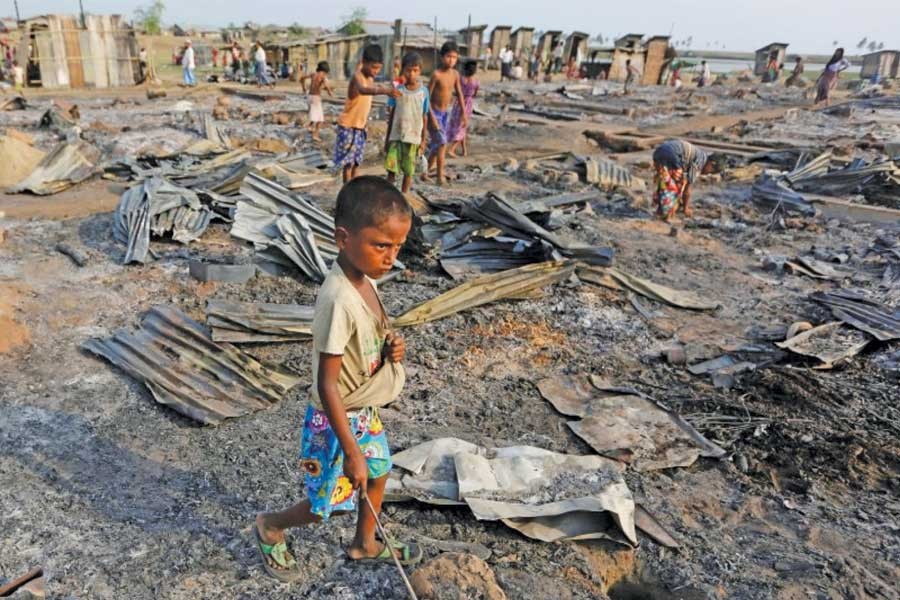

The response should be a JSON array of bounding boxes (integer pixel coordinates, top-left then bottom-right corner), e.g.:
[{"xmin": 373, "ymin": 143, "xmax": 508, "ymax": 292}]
[{"xmin": 362, "ymin": 493, "xmax": 419, "ymax": 600}]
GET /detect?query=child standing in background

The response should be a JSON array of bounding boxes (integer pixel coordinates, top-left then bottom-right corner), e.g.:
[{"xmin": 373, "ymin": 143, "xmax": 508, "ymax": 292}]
[
  {"xmin": 303, "ymin": 61, "xmax": 334, "ymax": 142},
  {"xmin": 425, "ymin": 41, "xmax": 466, "ymax": 186},
  {"xmin": 384, "ymin": 52, "xmax": 432, "ymax": 193},
  {"xmin": 333, "ymin": 45, "xmax": 400, "ymax": 183},
  {"xmin": 447, "ymin": 61, "xmax": 480, "ymax": 158}
]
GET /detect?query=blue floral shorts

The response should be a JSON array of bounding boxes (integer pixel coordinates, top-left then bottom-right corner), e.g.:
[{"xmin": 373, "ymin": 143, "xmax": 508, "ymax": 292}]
[
  {"xmin": 299, "ymin": 404, "xmax": 392, "ymax": 519},
  {"xmin": 333, "ymin": 125, "xmax": 367, "ymax": 168}
]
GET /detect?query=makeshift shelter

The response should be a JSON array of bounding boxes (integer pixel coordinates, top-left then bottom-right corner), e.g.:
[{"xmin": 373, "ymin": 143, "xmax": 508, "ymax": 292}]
[
  {"xmin": 861, "ymin": 50, "xmax": 899, "ymax": 81},
  {"xmin": 642, "ymin": 35, "xmax": 670, "ymax": 84},
  {"xmin": 537, "ymin": 30, "xmax": 563, "ymax": 63},
  {"xmin": 488, "ymin": 25, "xmax": 512, "ymax": 64},
  {"xmin": 510, "ymin": 27, "xmax": 535, "ymax": 58},
  {"xmin": 458, "ymin": 25, "xmax": 487, "ymax": 58},
  {"xmin": 18, "ymin": 14, "xmax": 140, "ymax": 89},
  {"xmin": 609, "ymin": 34, "xmax": 644, "ymax": 81},
  {"xmin": 563, "ymin": 31, "xmax": 589, "ymax": 64},
  {"xmin": 754, "ymin": 42, "xmax": 788, "ymax": 76}
]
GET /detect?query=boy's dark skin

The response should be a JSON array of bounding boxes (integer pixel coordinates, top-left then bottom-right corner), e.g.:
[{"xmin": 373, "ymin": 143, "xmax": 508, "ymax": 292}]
[
  {"xmin": 384, "ymin": 61, "xmax": 435, "ymax": 193},
  {"xmin": 302, "ymin": 68, "xmax": 334, "ymax": 141},
  {"xmin": 255, "ymin": 212, "xmax": 411, "ymax": 572},
  {"xmin": 424, "ymin": 49, "xmax": 466, "ymax": 186},
  {"xmin": 341, "ymin": 60, "xmax": 401, "ymax": 183}
]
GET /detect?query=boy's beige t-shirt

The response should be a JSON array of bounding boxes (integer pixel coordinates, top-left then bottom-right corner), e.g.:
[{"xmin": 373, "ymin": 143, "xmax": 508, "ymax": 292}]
[{"xmin": 310, "ymin": 263, "xmax": 396, "ymax": 410}]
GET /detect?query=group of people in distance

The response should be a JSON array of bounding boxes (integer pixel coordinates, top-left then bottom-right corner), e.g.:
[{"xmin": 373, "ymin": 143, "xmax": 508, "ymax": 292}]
[{"xmin": 307, "ymin": 41, "xmax": 478, "ymax": 192}]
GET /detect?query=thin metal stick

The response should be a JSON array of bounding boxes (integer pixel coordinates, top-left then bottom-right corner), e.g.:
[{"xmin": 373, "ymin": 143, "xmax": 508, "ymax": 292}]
[{"xmin": 363, "ymin": 493, "xmax": 419, "ymax": 600}]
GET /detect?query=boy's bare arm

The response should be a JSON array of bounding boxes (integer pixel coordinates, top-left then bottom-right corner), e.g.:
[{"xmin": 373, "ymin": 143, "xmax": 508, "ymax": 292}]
[
  {"xmin": 454, "ymin": 73, "xmax": 467, "ymax": 125},
  {"xmin": 318, "ymin": 353, "xmax": 368, "ymax": 491},
  {"xmin": 384, "ymin": 106, "xmax": 395, "ymax": 153},
  {"xmin": 353, "ymin": 71, "xmax": 400, "ymax": 98}
]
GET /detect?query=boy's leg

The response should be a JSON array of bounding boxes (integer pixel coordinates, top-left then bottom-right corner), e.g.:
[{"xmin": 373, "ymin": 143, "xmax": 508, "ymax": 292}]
[
  {"xmin": 462, "ymin": 138, "xmax": 468, "ymax": 157},
  {"xmin": 436, "ymin": 145, "xmax": 447, "ymax": 184},
  {"xmin": 447, "ymin": 141, "xmax": 459, "ymax": 158},
  {"xmin": 342, "ymin": 165, "xmax": 351, "ymax": 183},
  {"xmin": 349, "ymin": 164, "xmax": 359, "ymax": 180},
  {"xmin": 347, "ymin": 474, "xmax": 392, "ymax": 559},
  {"xmin": 257, "ymin": 499, "xmax": 320, "ymax": 541},
  {"xmin": 401, "ymin": 174, "xmax": 411, "ymax": 193}
]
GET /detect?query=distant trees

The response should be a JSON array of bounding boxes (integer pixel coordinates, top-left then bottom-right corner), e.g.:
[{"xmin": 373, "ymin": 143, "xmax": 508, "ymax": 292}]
[
  {"xmin": 134, "ymin": 0, "xmax": 164, "ymax": 35},
  {"xmin": 341, "ymin": 7, "xmax": 367, "ymax": 36}
]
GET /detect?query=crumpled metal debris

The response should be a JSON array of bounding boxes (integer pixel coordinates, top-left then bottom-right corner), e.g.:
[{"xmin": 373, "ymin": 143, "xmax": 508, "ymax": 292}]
[
  {"xmin": 811, "ymin": 290, "xmax": 900, "ymax": 341},
  {"xmin": 82, "ymin": 305, "xmax": 301, "ymax": 425},
  {"xmin": 578, "ymin": 265, "xmax": 720, "ymax": 311},
  {"xmin": 8, "ymin": 141, "xmax": 100, "ymax": 195},
  {"xmin": 114, "ymin": 176, "xmax": 220, "ymax": 264},
  {"xmin": 255, "ymin": 150, "xmax": 333, "ymax": 189},
  {"xmin": 751, "ymin": 174, "xmax": 817, "ymax": 216},
  {"xmin": 776, "ymin": 321, "xmax": 870, "ymax": 368},
  {"xmin": 537, "ymin": 375, "xmax": 726, "ymax": 471},
  {"xmin": 440, "ymin": 236, "xmax": 556, "ymax": 280},
  {"xmin": 385, "ymin": 437, "xmax": 638, "ymax": 545},
  {"xmin": 206, "ymin": 300, "xmax": 314, "ymax": 343},
  {"xmin": 393, "ymin": 260, "xmax": 575, "ymax": 327}
]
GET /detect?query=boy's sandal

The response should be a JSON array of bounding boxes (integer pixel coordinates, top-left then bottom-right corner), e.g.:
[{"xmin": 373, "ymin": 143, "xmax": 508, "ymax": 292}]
[
  {"xmin": 353, "ymin": 540, "xmax": 423, "ymax": 566},
  {"xmin": 253, "ymin": 525, "xmax": 301, "ymax": 583}
]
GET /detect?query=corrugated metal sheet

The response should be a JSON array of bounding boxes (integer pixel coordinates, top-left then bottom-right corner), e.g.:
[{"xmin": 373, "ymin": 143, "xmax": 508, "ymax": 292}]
[
  {"xmin": 811, "ymin": 290, "xmax": 900, "ymax": 341},
  {"xmin": 751, "ymin": 174, "xmax": 816, "ymax": 216},
  {"xmin": 394, "ymin": 260, "xmax": 575, "ymax": 327},
  {"xmin": 206, "ymin": 300, "xmax": 314, "ymax": 343},
  {"xmin": 114, "ymin": 176, "xmax": 219, "ymax": 264},
  {"xmin": 83, "ymin": 305, "xmax": 301, "ymax": 425},
  {"xmin": 440, "ymin": 237, "xmax": 556, "ymax": 280},
  {"xmin": 8, "ymin": 141, "xmax": 99, "ymax": 195}
]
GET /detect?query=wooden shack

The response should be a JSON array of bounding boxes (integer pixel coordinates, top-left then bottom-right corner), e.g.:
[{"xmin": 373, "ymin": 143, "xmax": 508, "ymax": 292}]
[
  {"xmin": 510, "ymin": 27, "xmax": 535, "ymax": 59},
  {"xmin": 754, "ymin": 42, "xmax": 788, "ymax": 76},
  {"xmin": 458, "ymin": 25, "xmax": 487, "ymax": 58},
  {"xmin": 642, "ymin": 35, "xmax": 670, "ymax": 85},
  {"xmin": 537, "ymin": 30, "xmax": 563, "ymax": 63},
  {"xmin": 18, "ymin": 14, "xmax": 140, "ymax": 89},
  {"xmin": 609, "ymin": 34, "xmax": 644, "ymax": 81},
  {"xmin": 861, "ymin": 50, "xmax": 899, "ymax": 80},
  {"xmin": 489, "ymin": 25, "xmax": 512, "ymax": 58},
  {"xmin": 563, "ymin": 31, "xmax": 589, "ymax": 64}
]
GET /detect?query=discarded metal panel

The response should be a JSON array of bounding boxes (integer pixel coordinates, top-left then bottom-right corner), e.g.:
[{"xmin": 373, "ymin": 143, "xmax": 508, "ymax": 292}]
[
  {"xmin": 791, "ymin": 158, "xmax": 898, "ymax": 196},
  {"xmin": 206, "ymin": 300, "xmax": 314, "ymax": 343},
  {"xmin": 201, "ymin": 114, "xmax": 231, "ymax": 150},
  {"xmin": 385, "ymin": 437, "xmax": 638, "ymax": 545},
  {"xmin": 393, "ymin": 260, "xmax": 575, "ymax": 327},
  {"xmin": 173, "ymin": 161, "xmax": 251, "ymax": 196},
  {"xmin": 751, "ymin": 175, "xmax": 817, "ymax": 216},
  {"xmin": 114, "ymin": 176, "xmax": 218, "ymax": 264},
  {"xmin": 8, "ymin": 142, "xmax": 100, "ymax": 195},
  {"xmin": 784, "ymin": 151, "xmax": 832, "ymax": 185},
  {"xmin": 0, "ymin": 135, "xmax": 46, "ymax": 188},
  {"xmin": 238, "ymin": 172, "xmax": 335, "ymax": 239},
  {"xmin": 537, "ymin": 375, "xmax": 726, "ymax": 471},
  {"xmin": 463, "ymin": 194, "xmax": 613, "ymax": 266},
  {"xmin": 439, "ymin": 236, "xmax": 556, "ymax": 280},
  {"xmin": 784, "ymin": 256, "xmax": 845, "ymax": 280},
  {"xmin": 811, "ymin": 291, "xmax": 900, "ymax": 341},
  {"xmin": 516, "ymin": 190, "xmax": 599, "ymax": 215},
  {"xmin": 776, "ymin": 322, "xmax": 870, "ymax": 368},
  {"xmin": 82, "ymin": 305, "xmax": 301, "ymax": 425},
  {"xmin": 580, "ymin": 266, "xmax": 720, "ymax": 311}
]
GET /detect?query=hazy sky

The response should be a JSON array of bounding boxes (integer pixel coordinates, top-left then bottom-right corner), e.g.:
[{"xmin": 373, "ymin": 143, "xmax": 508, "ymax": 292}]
[{"xmin": 9, "ymin": 0, "xmax": 899, "ymax": 54}]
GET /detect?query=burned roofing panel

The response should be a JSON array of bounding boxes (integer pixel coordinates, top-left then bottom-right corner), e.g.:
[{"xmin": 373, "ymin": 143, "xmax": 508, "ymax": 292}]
[{"xmin": 82, "ymin": 305, "xmax": 301, "ymax": 425}]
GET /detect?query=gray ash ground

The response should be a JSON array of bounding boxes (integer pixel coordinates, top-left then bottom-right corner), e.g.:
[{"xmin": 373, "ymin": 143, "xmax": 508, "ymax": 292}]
[{"xmin": 2, "ymin": 82, "xmax": 900, "ymax": 600}]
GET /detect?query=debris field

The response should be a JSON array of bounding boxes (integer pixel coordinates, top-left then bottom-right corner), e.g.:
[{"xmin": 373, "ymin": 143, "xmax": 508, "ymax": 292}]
[{"xmin": 1, "ymin": 74, "xmax": 899, "ymax": 600}]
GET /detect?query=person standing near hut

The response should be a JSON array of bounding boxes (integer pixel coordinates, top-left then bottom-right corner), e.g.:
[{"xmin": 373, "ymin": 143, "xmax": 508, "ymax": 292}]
[
  {"xmin": 499, "ymin": 45, "xmax": 514, "ymax": 82},
  {"xmin": 624, "ymin": 59, "xmax": 641, "ymax": 94},
  {"xmin": 303, "ymin": 61, "xmax": 334, "ymax": 142},
  {"xmin": 182, "ymin": 40, "xmax": 196, "ymax": 87},
  {"xmin": 785, "ymin": 57, "xmax": 805, "ymax": 87},
  {"xmin": 651, "ymin": 139, "xmax": 715, "ymax": 221},
  {"xmin": 254, "ymin": 41, "xmax": 274, "ymax": 88},
  {"xmin": 815, "ymin": 48, "xmax": 850, "ymax": 106},
  {"xmin": 697, "ymin": 60, "xmax": 711, "ymax": 87}
]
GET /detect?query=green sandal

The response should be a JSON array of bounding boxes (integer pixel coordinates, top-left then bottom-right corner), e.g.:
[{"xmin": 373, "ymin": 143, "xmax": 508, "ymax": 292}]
[
  {"xmin": 253, "ymin": 525, "xmax": 301, "ymax": 583},
  {"xmin": 353, "ymin": 540, "xmax": 423, "ymax": 566}
]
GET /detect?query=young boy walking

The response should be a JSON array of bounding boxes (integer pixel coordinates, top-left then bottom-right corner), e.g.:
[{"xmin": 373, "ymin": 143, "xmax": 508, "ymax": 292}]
[
  {"xmin": 384, "ymin": 52, "xmax": 432, "ymax": 193},
  {"xmin": 302, "ymin": 61, "xmax": 334, "ymax": 142},
  {"xmin": 254, "ymin": 176, "xmax": 421, "ymax": 582},
  {"xmin": 425, "ymin": 41, "xmax": 467, "ymax": 186},
  {"xmin": 334, "ymin": 45, "xmax": 400, "ymax": 183}
]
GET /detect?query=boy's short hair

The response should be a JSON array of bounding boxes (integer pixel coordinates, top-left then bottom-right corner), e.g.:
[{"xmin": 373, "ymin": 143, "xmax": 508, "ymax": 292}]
[
  {"xmin": 362, "ymin": 44, "xmax": 384, "ymax": 64},
  {"xmin": 335, "ymin": 176, "xmax": 413, "ymax": 231},
  {"xmin": 316, "ymin": 60, "xmax": 330, "ymax": 73},
  {"xmin": 401, "ymin": 52, "xmax": 422, "ymax": 70},
  {"xmin": 463, "ymin": 60, "xmax": 478, "ymax": 76},
  {"xmin": 440, "ymin": 41, "xmax": 459, "ymax": 56}
]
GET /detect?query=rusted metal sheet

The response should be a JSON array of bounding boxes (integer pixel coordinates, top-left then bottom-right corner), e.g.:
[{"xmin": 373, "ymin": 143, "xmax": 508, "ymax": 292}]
[
  {"xmin": 82, "ymin": 305, "xmax": 301, "ymax": 425},
  {"xmin": 394, "ymin": 260, "xmax": 575, "ymax": 327},
  {"xmin": 8, "ymin": 141, "xmax": 99, "ymax": 195},
  {"xmin": 206, "ymin": 300, "xmax": 314, "ymax": 343},
  {"xmin": 60, "ymin": 15, "xmax": 85, "ymax": 88},
  {"xmin": 811, "ymin": 290, "xmax": 900, "ymax": 341}
]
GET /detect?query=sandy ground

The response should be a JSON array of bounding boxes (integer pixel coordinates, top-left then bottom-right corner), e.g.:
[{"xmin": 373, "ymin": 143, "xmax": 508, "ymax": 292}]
[{"xmin": 1, "ymin": 73, "xmax": 899, "ymax": 600}]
